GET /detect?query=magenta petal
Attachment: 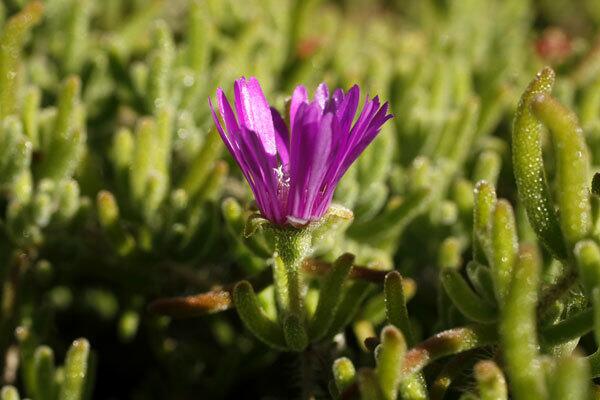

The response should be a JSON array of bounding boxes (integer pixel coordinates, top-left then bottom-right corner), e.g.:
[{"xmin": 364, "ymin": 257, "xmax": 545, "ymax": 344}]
[
  {"xmin": 317, "ymin": 96, "xmax": 392, "ymax": 213},
  {"xmin": 287, "ymin": 103, "xmax": 309, "ymax": 217},
  {"xmin": 209, "ymin": 96, "xmax": 240, "ymax": 167},
  {"xmin": 211, "ymin": 97, "xmax": 273, "ymax": 220},
  {"xmin": 303, "ymin": 112, "xmax": 334, "ymax": 216},
  {"xmin": 336, "ymin": 101, "xmax": 393, "ymax": 184},
  {"xmin": 270, "ymin": 107, "xmax": 290, "ymax": 167},
  {"xmin": 347, "ymin": 96, "xmax": 378, "ymax": 149},
  {"xmin": 337, "ymin": 85, "xmax": 360, "ymax": 134},
  {"xmin": 237, "ymin": 127, "xmax": 283, "ymax": 222},
  {"xmin": 234, "ymin": 77, "xmax": 277, "ymax": 156},
  {"xmin": 288, "ymin": 103, "xmax": 320, "ymax": 218},
  {"xmin": 314, "ymin": 83, "xmax": 329, "ymax": 110},
  {"xmin": 216, "ymin": 88, "xmax": 241, "ymax": 138},
  {"xmin": 332, "ymin": 88, "xmax": 345, "ymax": 107},
  {"xmin": 290, "ymin": 85, "xmax": 308, "ymax": 130}
]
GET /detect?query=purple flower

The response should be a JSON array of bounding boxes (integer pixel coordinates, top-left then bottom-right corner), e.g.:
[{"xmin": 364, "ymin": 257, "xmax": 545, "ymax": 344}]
[{"xmin": 209, "ymin": 77, "xmax": 393, "ymax": 226}]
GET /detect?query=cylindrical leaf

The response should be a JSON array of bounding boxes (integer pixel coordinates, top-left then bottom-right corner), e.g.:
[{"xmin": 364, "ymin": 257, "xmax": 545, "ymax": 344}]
[
  {"xmin": 332, "ymin": 357, "xmax": 356, "ymax": 393},
  {"xmin": 473, "ymin": 180, "xmax": 496, "ymax": 263},
  {"xmin": 512, "ymin": 67, "xmax": 566, "ymax": 259},
  {"xmin": 441, "ymin": 269, "xmax": 497, "ymax": 323},
  {"xmin": 531, "ymin": 94, "xmax": 592, "ymax": 248},
  {"xmin": 500, "ymin": 246, "xmax": 546, "ymax": 400},
  {"xmin": 232, "ymin": 281, "xmax": 286, "ymax": 350},
  {"xmin": 376, "ymin": 326, "xmax": 406, "ymax": 400},
  {"xmin": 548, "ymin": 354, "xmax": 591, "ymax": 400},
  {"xmin": 384, "ymin": 271, "xmax": 415, "ymax": 345},
  {"xmin": 574, "ymin": 240, "xmax": 600, "ymax": 296},
  {"xmin": 490, "ymin": 200, "xmax": 518, "ymax": 306},
  {"xmin": 59, "ymin": 338, "xmax": 90, "ymax": 400},
  {"xmin": 358, "ymin": 368, "xmax": 384, "ymax": 400},
  {"xmin": 0, "ymin": 386, "xmax": 19, "ymax": 400},
  {"xmin": 309, "ymin": 253, "xmax": 354, "ymax": 340},
  {"xmin": 474, "ymin": 360, "xmax": 507, "ymax": 400},
  {"xmin": 33, "ymin": 346, "xmax": 57, "ymax": 400}
]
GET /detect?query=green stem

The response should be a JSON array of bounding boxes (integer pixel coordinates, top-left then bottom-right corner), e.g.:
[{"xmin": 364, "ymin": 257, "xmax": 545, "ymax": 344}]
[
  {"xmin": 273, "ymin": 227, "xmax": 312, "ymax": 317},
  {"xmin": 299, "ymin": 349, "xmax": 316, "ymax": 400},
  {"xmin": 273, "ymin": 253, "xmax": 304, "ymax": 319},
  {"xmin": 269, "ymin": 227, "xmax": 312, "ymax": 350}
]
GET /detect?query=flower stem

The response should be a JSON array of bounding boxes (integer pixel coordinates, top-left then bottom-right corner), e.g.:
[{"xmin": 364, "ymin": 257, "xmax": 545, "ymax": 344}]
[
  {"xmin": 273, "ymin": 227, "xmax": 312, "ymax": 316},
  {"xmin": 269, "ymin": 227, "xmax": 312, "ymax": 351},
  {"xmin": 273, "ymin": 254, "xmax": 304, "ymax": 319}
]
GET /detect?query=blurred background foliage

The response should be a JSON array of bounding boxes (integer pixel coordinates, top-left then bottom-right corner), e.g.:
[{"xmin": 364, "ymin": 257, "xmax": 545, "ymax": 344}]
[{"xmin": 0, "ymin": 0, "xmax": 600, "ymax": 398}]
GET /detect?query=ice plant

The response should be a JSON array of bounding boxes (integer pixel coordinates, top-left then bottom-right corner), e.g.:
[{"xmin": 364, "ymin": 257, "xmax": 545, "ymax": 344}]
[
  {"xmin": 208, "ymin": 78, "xmax": 392, "ymax": 350},
  {"xmin": 209, "ymin": 77, "xmax": 393, "ymax": 226}
]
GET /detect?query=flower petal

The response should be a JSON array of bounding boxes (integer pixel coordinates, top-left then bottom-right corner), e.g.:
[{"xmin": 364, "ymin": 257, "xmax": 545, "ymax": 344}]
[
  {"xmin": 315, "ymin": 98, "xmax": 392, "ymax": 216},
  {"xmin": 209, "ymin": 94, "xmax": 234, "ymax": 154},
  {"xmin": 270, "ymin": 107, "xmax": 290, "ymax": 167},
  {"xmin": 237, "ymin": 126, "xmax": 283, "ymax": 222},
  {"xmin": 336, "ymin": 100, "xmax": 393, "ymax": 182},
  {"xmin": 234, "ymin": 77, "xmax": 277, "ymax": 156},
  {"xmin": 210, "ymin": 95, "xmax": 275, "ymax": 221},
  {"xmin": 306, "ymin": 112, "xmax": 337, "ymax": 218},
  {"xmin": 290, "ymin": 85, "xmax": 308, "ymax": 130},
  {"xmin": 287, "ymin": 102, "xmax": 321, "ymax": 219},
  {"xmin": 336, "ymin": 85, "xmax": 360, "ymax": 134},
  {"xmin": 314, "ymin": 82, "xmax": 329, "ymax": 110},
  {"xmin": 217, "ymin": 88, "xmax": 240, "ymax": 137}
]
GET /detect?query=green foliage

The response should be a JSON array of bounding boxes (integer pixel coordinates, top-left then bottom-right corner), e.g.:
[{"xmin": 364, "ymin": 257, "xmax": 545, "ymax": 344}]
[
  {"xmin": 1, "ymin": 329, "xmax": 93, "ymax": 400},
  {"xmin": 0, "ymin": 0, "xmax": 600, "ymax": 398}
]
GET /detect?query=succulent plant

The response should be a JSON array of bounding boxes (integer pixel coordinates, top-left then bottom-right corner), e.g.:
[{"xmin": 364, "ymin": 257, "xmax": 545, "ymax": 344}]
[{"xmin": 1, "ymin": 0, "xmax": 600, "ymax": 398}]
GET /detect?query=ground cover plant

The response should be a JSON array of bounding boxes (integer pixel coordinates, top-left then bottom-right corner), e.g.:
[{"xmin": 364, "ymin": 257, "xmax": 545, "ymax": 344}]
[{"xmin": 1, "ymin": 0, "xmax": 600, "ymax": 398}]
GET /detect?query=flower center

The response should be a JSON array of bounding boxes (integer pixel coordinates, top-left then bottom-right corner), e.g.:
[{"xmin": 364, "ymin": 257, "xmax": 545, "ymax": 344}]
[{"xmin": 274, "ymin": 164, "xmax": 290, "ymax": 208}]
